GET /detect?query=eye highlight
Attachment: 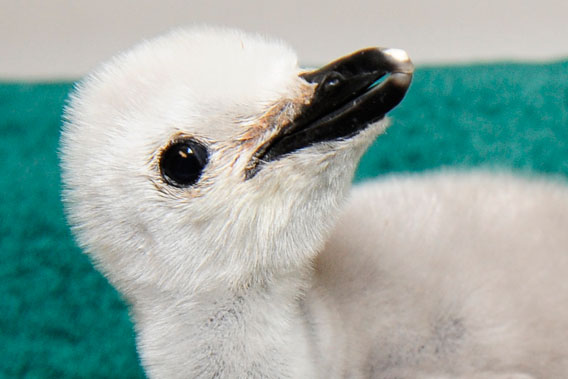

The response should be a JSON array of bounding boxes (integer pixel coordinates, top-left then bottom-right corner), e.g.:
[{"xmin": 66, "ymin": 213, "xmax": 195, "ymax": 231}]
[{"xmin": 159, "ymin": 140, "xmax": 209, "ymax": 187}]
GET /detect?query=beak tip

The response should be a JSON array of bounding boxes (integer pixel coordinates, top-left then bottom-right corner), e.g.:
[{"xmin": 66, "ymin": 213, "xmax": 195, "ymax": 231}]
[{"xmin": 381, "ymin": 48, "xmax": 415, "ymax": 75}]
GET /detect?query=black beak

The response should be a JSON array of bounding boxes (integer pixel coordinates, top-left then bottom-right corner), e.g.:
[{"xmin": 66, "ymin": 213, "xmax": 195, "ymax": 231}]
[{"xmin": 245, "ymin": 47, "xmax": 414, "ymax": 179}]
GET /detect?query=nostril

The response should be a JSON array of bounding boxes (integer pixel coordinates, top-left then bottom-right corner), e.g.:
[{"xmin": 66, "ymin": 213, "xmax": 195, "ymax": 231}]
[
  {"xmin": 326, "ymin": 77, "xmax": 340, "ymax": 87},
  {"xmin": 321, "ymin": 72, "xmax": 345, "ymax": 92}
]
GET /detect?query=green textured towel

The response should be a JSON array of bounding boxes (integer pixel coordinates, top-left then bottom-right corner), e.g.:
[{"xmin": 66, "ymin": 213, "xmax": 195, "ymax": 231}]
[{"xmin": 2, "ymin": 60, "xmax": 567, "ymax": 377}]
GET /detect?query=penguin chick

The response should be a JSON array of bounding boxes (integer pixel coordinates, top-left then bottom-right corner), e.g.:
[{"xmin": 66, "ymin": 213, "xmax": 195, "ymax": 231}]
[{"xmin": 60, "ymin": 27, "xmax": 568, "ymax": 379}]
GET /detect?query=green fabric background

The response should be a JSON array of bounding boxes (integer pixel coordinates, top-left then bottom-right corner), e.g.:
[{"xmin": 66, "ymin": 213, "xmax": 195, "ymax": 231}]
[{"xmin": 1, "ymin": 61, "xmax": 567, "ymax": 377}]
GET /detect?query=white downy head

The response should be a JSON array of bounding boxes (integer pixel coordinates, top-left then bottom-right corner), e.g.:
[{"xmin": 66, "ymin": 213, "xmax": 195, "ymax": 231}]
[{"xmin": 60, "ymin": 26, "xmax": 411, "ymax": 299}]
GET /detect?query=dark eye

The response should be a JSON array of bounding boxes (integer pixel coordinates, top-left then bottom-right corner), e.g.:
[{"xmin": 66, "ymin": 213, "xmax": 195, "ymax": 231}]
[{"xmin": 159, "ymin": 140, "xmax": 209, "ymax": 187}]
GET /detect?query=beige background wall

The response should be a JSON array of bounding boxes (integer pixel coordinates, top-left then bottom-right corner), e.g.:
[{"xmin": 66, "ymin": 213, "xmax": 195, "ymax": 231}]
[{"xmin": 2, "ymin": 0, "xmax": 567, "ymax": 80}]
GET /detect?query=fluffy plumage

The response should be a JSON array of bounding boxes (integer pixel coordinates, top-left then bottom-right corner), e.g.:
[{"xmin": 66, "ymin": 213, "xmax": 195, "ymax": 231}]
[{"xmin": 61, "ymin": 26, "xmax": 568, "ymax": 378}]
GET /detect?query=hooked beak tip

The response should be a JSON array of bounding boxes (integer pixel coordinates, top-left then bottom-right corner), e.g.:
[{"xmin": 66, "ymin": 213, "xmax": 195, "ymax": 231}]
[{"xmin": 380, "ymin": 48, "xmax": 415, "ymax": 75}]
